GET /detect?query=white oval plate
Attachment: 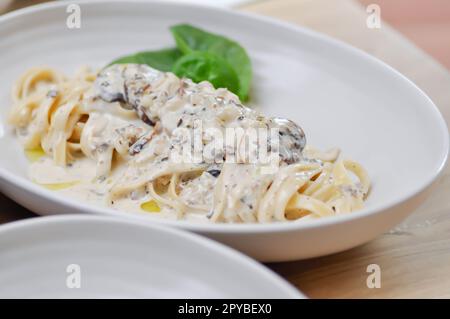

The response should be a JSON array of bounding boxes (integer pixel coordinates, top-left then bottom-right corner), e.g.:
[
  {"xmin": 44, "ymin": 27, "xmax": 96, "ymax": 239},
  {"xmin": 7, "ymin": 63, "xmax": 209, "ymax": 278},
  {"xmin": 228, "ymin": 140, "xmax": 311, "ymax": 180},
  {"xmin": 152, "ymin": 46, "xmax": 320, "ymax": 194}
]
[
  {"xmin": 0, "ymin": 0, "xmax": 448, "ymax": 262},
  {"xmin": 0, "ymin": 215, "xmax": 302, "ymax": 298}
]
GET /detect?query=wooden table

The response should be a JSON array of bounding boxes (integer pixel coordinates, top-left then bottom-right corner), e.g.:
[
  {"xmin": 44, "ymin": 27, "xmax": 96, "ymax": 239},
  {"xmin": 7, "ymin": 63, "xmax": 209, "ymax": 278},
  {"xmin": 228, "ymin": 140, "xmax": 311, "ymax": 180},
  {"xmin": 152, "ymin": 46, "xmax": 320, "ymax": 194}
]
[{"xmin": 2, "ymin": 0, "xmax": 450, "ymax": 298}]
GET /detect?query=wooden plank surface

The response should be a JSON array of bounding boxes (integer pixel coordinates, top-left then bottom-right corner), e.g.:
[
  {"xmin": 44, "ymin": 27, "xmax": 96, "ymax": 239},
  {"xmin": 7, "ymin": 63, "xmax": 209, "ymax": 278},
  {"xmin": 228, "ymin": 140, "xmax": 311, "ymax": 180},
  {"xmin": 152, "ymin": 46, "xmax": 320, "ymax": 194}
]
[
  {"xmin": 1, "ymin": 0, "xmax": 450, "ymax": 298},
  {"xmin": 359, "ymin": 0, "xmax": 450, "ymax": 70}
]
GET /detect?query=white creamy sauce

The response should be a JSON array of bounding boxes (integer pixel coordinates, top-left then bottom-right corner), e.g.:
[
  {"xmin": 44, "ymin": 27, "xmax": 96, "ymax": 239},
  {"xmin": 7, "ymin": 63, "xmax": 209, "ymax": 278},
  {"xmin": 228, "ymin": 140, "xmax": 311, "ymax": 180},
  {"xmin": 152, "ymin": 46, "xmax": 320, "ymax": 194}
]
[
  {"xmin": 30, "ymin": 153, "xmax": 209, "ymax": 221},
  {"xmin": 17, "ymin": 64, "xmax": 368, "ymax": 223},
  {"xmin": 25, "ymin": 64, "xmax": 306, "ymax": 221}
]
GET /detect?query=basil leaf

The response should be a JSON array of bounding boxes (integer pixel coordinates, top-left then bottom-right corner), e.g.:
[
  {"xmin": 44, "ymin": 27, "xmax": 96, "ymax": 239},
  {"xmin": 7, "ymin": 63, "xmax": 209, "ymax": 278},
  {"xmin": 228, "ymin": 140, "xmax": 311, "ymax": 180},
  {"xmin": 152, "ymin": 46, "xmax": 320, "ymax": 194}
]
[
  {"xmin": 173, "ymin": 52, "xmax": 240, "ymax": 95},
  {"xmin": 109, "ymin": 48, "xmax": 182, "ymax": 72},
  {"xmin": 170, "ymin": 24, "xmax": 252, "ymax": 101}
]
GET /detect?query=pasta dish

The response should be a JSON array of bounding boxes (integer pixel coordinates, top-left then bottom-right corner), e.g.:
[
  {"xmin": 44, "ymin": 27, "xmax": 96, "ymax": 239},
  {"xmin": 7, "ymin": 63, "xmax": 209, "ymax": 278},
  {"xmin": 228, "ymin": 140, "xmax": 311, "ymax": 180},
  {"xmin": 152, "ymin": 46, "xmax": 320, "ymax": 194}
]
[{"xmin": 9, "ymin": 64, "xmax": 370, "ymax": 223}]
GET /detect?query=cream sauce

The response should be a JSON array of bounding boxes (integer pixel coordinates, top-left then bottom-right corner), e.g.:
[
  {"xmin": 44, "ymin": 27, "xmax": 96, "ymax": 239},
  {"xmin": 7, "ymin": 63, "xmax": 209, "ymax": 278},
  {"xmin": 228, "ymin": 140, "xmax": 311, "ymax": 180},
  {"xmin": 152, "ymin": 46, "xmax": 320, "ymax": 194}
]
[{"xmin": 24, "ymin": 64, "xmax": 318, "ymax": 223}]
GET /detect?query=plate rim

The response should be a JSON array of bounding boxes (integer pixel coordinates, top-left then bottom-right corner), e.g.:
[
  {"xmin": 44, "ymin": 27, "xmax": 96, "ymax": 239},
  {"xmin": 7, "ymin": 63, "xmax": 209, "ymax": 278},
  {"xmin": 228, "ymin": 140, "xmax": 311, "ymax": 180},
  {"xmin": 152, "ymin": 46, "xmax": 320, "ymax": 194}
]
[
  {"xmin": 0, "ymin": 0, "xmax": 448, "ymax": 234},
  {"xmin": 0, "ymin": 214, "xmax": 304, "ymax": 298}
]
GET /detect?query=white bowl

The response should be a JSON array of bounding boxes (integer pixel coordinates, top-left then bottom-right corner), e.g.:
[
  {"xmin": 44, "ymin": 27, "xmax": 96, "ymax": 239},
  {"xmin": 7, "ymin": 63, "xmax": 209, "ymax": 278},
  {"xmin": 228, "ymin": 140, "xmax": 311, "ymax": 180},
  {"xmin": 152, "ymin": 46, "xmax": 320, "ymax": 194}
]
[
  {"xmin": 0, "ymin": 215, "xmax": 302, "ymax": 298},
  {"xmin": 0, "ymin": 0, "xmax": 448, "ymax": 261}
]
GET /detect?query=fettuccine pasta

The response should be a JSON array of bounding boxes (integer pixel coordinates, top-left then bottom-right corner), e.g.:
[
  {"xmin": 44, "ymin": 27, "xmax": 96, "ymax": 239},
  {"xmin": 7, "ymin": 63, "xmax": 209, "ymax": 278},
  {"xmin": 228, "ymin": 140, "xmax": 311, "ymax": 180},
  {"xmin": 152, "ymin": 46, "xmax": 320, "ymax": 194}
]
[{"xmin": 9, "ymin": 64, "xmax": 370, "ymax": 223}]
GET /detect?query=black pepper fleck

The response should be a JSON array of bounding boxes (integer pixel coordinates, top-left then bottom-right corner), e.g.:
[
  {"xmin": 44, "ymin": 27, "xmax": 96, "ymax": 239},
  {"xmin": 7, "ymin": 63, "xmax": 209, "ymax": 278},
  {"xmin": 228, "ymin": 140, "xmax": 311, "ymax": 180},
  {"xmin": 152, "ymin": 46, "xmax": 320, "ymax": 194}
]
[{"xmin": 207, "ymin": 169, "xmax": 221, "ymax": 178}]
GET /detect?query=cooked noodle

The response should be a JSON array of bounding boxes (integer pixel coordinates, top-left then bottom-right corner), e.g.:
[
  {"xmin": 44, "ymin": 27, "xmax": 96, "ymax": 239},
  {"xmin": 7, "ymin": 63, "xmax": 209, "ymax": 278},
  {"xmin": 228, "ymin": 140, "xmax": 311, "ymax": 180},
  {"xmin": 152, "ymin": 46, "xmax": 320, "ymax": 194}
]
[{"xmin": 9, "ymin": 65, "xmax": 370, "ymax": 223}]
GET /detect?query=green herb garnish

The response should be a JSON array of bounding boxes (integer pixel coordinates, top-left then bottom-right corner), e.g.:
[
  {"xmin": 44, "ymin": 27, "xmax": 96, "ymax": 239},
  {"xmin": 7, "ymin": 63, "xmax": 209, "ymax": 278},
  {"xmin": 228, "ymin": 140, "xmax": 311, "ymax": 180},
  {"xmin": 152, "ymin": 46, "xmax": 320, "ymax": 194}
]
[
  {"xmin": 109, "ymin": 48, "xmax": 182, "ymax": 72},
  {"xmin": 108, "ymin": 24, "xmax": 252, "ymax": 101}
]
